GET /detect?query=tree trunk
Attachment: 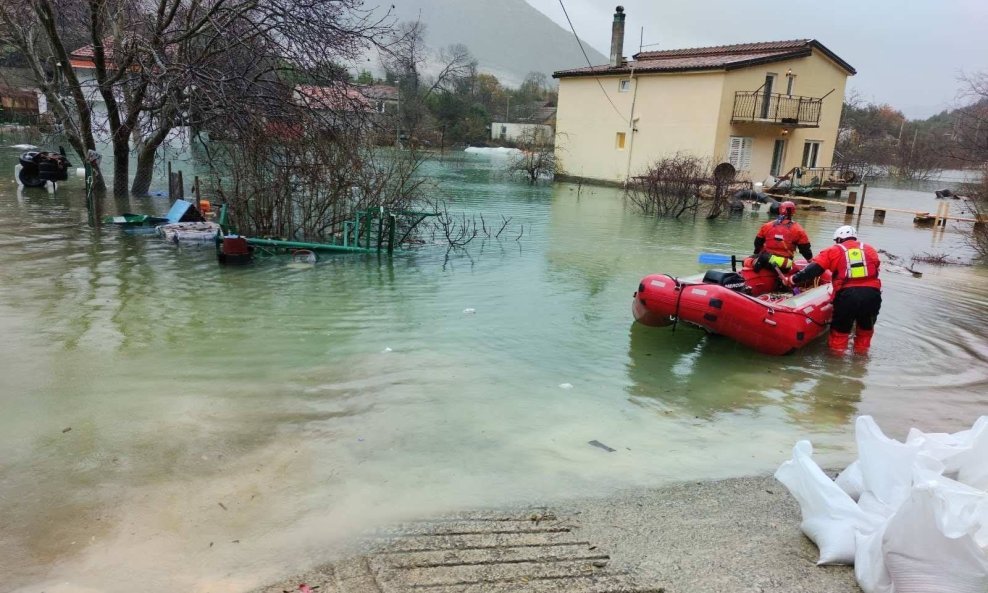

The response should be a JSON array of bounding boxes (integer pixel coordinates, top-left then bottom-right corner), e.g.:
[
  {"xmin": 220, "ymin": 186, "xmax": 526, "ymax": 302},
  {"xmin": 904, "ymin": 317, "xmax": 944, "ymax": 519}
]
[
  {"xmin": 112, "ymin": 137, "xmax": 130, "ymax": 199},
  {"xmin": 130, "ymin": 126, "xmax": 171, "ymax": 195},
  {"xmin": 131, "ymin": 146, "xmax": 156, "ymax": 196}
]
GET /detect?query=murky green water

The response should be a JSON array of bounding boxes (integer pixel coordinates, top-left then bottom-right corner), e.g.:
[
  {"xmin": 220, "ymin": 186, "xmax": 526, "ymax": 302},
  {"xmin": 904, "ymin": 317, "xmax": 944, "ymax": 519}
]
[{"xmin": 1, "ymin": 143, "xmax": 986, "ymax": 592}]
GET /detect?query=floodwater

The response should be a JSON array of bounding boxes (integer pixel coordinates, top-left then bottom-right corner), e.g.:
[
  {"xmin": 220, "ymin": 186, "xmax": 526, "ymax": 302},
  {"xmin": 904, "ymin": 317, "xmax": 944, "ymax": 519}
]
[{"xmin": 1, "ymin": 144, "xmax": 986, "ymax": 592}]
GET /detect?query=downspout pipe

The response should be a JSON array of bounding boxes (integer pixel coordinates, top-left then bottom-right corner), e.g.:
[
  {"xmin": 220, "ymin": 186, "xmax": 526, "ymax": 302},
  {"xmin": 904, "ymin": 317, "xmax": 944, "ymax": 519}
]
[{"xmin": 624, "ymin": 68, "xmax": 640, "ymax": 184}]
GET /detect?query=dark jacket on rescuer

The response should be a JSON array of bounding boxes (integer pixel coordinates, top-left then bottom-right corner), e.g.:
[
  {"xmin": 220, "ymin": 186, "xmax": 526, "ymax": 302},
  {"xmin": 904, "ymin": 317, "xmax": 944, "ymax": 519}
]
[{"xmin": 791, "ymin": 238, "xmax": 882, "ymax": 354}]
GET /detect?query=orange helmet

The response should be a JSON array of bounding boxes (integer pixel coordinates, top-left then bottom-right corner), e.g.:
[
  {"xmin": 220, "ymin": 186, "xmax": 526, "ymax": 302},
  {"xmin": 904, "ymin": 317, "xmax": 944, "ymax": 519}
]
[{"xmin": 779, "ymin": 201, "xmax": 796, "ymax": 218}]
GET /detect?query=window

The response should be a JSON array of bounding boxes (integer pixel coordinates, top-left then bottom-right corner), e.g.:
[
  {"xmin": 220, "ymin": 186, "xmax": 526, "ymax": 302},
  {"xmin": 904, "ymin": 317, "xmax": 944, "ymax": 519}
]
[
  {"xmin": 616, "ymin": 132, "xmax": 626, "ymax": 149},
  {"xmin": 727, "ymin": 136, "xmax": 753, "ymax": 170},
  {"xmin": 618, "ymin": 80, "xmax": 631, "ymax": 92},
  {"xmin": 802, "ymin": 141, "xmax": 821, "ymax": 168}
]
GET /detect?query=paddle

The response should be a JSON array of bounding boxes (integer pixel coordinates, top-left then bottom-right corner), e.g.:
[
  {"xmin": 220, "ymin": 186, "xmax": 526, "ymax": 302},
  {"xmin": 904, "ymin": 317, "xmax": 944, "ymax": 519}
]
[{"xmin": 697, "ymin": 252, "xmax": 743, "ymax": 265}]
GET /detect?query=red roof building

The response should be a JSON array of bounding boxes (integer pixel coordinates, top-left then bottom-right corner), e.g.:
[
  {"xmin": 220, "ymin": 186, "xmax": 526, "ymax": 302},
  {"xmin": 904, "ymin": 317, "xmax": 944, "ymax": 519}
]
[{"xmin": 551, "ymin": 9, "xmax": 857, "ymax": 185}]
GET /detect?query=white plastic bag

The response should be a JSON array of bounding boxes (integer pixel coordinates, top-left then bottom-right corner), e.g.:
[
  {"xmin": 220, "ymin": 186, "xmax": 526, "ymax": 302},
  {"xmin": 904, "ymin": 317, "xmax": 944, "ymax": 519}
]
[
  {"xmin": 907, "ymin": 416, "xmax": 987, "ymax": 478},
  {"xmin": 775, "ymin": 440, "xmax": 882, "ymax": 564},
  {"xmin": 882, "ymin": 474, "xmax": 988, "ymax": 593},
  {"xmin": 836, "ymin": 460, "xmax": 865, "ymax": 501},
  {"xmin": 855, "ymin": 520, "xmax": 893, "ymax": 593},
  {"xmin": 955, "ymin": 417, "xmax": 988, "ymax": 490},
  {"xmin": 857, "ymin": 416, "xmax": 929, "ymax": 509}
]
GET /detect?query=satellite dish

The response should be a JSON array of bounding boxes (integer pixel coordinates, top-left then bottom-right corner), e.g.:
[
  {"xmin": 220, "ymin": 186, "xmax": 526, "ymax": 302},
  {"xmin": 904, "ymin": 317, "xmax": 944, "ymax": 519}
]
[{"xmin": 713, "ymin": 162, "xmax": 736, "ymax": 183}]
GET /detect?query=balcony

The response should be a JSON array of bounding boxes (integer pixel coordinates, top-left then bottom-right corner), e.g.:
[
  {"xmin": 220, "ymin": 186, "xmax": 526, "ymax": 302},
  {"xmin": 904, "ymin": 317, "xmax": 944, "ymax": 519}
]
[{"xmin": 731, "ymin": 91, "xmax": 822, "ymax": 127}]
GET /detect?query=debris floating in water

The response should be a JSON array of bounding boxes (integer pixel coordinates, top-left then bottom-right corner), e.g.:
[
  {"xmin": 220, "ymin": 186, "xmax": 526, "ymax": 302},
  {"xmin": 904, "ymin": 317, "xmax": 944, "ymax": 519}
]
[
  {"xmin": 559, "ymin": 383, "xmax": 573, "ymax": 389},
  {"xmin": 9, "ymin": 144, "xmax": 39, "ymax": 150},
  {"xmin": 463, "ymin": 308, "xmax": 476, "ymax": 314},
  {"xmin": 382, "ymin": 347, "xmax": 392, "ymax": 353},
  {"xmin": 588, "ymin": 440, "xmax": 616, "ymax": 453}
]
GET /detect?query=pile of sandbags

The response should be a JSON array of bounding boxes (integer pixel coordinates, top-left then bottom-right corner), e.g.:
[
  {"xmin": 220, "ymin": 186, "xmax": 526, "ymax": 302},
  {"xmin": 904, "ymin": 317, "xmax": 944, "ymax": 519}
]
[{"xmin": 775, "ymin": 415, "xmax": 988, "ymax": 593}]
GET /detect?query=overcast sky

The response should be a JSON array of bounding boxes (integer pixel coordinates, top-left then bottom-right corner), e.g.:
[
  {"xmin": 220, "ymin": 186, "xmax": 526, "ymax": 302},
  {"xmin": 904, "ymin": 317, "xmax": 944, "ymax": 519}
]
[{"xmin": 524, "ymin": 0, "xmax": 988, "ymax": 119}]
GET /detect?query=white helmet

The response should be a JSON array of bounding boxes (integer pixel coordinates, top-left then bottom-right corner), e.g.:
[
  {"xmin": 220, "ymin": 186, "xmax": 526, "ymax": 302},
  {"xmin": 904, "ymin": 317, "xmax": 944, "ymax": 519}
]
[{"xmin": 833, "ymin": 225, "xmax": 857, "ymax": 241}]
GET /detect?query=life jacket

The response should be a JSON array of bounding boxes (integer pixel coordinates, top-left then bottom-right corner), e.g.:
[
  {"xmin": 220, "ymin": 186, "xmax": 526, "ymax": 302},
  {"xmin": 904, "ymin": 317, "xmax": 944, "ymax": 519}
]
[
  {"xmin": 761, "ymin": 219, "xmax": 803, "ymax": 259},
  {"xmin": 834, "ymin": 241, "xmax": 881, "ymax": 292}
]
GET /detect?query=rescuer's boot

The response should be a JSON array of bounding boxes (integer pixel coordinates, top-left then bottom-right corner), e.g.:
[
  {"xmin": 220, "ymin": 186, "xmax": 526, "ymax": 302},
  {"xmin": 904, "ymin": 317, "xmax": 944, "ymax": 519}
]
[
  {"xmin": 853, "ymin": 328, "xmax": 874, "ymax": 354},
  {"xmin": 828, "ymin": 330, "xmax": 850, "ymax": 354}
]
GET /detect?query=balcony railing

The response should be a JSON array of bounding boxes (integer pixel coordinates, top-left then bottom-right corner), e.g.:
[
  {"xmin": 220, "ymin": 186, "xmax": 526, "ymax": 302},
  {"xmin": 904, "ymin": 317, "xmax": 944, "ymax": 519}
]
[{"xmin": 731, "ymin": 91, "xmax": 822, "ymax": 127}]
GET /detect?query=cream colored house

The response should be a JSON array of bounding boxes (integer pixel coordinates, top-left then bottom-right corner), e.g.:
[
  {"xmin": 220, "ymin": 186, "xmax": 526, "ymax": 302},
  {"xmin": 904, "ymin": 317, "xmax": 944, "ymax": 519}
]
[{"xmin": 553, "ymin": 15, "xmax": 855, "ymax": 184}]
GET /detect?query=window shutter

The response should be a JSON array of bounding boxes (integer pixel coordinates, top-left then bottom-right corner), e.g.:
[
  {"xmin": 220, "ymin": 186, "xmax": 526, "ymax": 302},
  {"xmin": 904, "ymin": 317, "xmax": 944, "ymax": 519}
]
[
  {"xmin": 740, "ymin": 138, "xmax": 752, "ymax": 170},
  {"xmin": 728, "ymin": 137, "xmax": 742, "ymax": 168},
  {"xmin": 728, "ymin": 137, "xmax": 753, "ymax": 170}
]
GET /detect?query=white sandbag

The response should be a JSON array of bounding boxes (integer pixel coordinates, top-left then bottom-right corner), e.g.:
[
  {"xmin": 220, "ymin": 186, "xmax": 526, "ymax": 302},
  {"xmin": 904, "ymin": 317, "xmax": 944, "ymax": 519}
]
[
  {"xmin": 907, "ymin": 416, "xmax": 987, "ymax": 477},
  {"xmin": 855, "ymin": 520, "xmax": 893, "ymax": 593},
  {"xmin": 858, "ymin": 490, "xmax": 895, "ymax": 521},
  {"xmin": 856, "ymin": 416, "xmax": 928, "ymax": 508},
  {"xmin": 882, "ymin": 476, "xmax": 988, "ymax": 593},
  {"xmin": 836, "ymin": 460, "xmax": 865, "ymax": 501},
  {"xmin": 775, "ymin": 440, "xmax": 882, "ymax": 564},
  {"xmin": 955, "ymin": 417, "xmax": 988, "ymax": 490}
]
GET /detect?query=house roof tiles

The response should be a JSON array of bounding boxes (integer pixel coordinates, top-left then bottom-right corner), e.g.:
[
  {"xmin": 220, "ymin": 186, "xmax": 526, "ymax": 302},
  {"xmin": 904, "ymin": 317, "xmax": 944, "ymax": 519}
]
[
  {"xmin": 294, "ymin": 84, "xmax": 371, "ymax": 111},
  {"xmin": 553, "ymin": 39, "xmax": 855, "ymax": 78}
]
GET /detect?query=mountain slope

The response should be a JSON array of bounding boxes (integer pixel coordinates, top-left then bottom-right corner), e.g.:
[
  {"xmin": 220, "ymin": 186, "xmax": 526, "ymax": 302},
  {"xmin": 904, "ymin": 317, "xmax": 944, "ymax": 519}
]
[{"xmin": 382, "ymin": 0, "xmax": 607, "ymax": 86}]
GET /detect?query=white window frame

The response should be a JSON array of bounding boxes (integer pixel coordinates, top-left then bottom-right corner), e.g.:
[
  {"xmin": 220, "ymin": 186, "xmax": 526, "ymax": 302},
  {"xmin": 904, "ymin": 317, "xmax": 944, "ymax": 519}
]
[
  {"xmin": 727, "ymin": 136, "xmax": 753, "ymax": 171},
  {"xmin": 618, "ymin": 79, "xmax": 631, "ymax": 92},
  {"xmin": 802, "ymin": 140, "xmax": 821, "ymax": 168}
]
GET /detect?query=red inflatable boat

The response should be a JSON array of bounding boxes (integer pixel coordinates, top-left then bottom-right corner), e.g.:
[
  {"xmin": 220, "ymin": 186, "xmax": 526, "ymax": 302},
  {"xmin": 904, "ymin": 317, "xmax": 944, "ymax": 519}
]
[{"xmin": 632, "ymin": 261, "xmax": 834, "ymax": 355}]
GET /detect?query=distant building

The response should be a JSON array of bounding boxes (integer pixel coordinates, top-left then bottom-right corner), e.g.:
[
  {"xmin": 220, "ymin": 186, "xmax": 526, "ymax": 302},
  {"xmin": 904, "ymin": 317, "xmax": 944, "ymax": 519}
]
[
  {"xmin": 358, "ymin": 85, "xmax": 399, "ymax": 114},
  {"xmin": 294, "ymin": 84, "xmax": 372, "ymax": 112},
  {"xmin": 68, "ymin": 41, "xmax": 115, "ymax": 111},
  {"xmin": 491, "ymin": 100, "xmax": 556, "ymax": 143},
  {"xmin": 68, "ymin": 40, "xmax": 153, "ymax": 139},
  {"xmin": 552, "ymin": 7, "xmax": 855, "ymax": 183},
  {"xmin": 0, "ymin": 68, "xmax": 43, "ymax": 124}
]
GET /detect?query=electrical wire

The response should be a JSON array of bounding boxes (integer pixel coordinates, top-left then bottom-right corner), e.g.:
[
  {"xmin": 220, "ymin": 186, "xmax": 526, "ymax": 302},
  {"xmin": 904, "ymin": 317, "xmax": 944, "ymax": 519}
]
[{"xmin": 556, "ymin": 0, "xmax": 627, "ymax": 122}]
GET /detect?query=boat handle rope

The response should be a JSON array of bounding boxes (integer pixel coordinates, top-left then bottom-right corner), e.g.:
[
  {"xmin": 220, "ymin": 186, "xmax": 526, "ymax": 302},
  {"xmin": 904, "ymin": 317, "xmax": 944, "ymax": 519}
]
[{"xmin": 670, "ymin": 275, "xmax": 687, "ymax": 333}]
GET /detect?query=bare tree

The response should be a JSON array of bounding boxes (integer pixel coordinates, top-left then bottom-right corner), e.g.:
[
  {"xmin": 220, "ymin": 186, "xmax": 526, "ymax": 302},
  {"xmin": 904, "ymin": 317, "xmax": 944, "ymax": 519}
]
[
  {"xmin": 627, "ymin": 154, "xmax": 709, "ymax": 219},
  {"xmin": 953, "ymin": 72, "xmax": 988, "ymax": 258},
  {"xmin": 506, "ymin": 126, "xmax": 554, "ymax": 184},
  {"xmin": 888, "ymin": 126, "xmax": 947, "ymax": 181},
  {"xmin": 206, "ymin": 117, "xmax": 433, "ymax": 243},
  {"xmin": 951, "ymin": 72, "xmax": 988, "ymax": 165},
  {"xmin": 1, "ymin": 0, "xmax": 393, "ymax": 196},
  {"xmin": 380, "ymin": 21, "xmax": 475, "ymax": 145}
]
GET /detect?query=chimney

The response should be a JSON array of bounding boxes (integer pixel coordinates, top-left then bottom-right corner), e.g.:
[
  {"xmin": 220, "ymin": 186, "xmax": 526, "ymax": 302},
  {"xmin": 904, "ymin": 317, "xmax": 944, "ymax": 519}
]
[{"xmin": 609, "ymin": 6, "xmax": 626, "ymax": 67}]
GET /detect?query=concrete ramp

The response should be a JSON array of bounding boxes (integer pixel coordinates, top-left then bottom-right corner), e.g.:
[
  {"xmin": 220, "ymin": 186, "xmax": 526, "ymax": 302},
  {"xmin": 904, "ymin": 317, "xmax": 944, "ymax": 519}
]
[{"xmin": 253, "ymin": 510, "xmax": 658, "ymax": 593}]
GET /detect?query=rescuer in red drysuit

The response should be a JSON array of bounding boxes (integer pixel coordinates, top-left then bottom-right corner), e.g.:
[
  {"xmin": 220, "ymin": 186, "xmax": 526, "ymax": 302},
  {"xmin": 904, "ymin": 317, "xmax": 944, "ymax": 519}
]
[
  {"xmin": 786, "ymin": 225, "xmax": 882, "ymax": 354},
  {"xmin": 753, "ymin": 201, "xmax": 814, "ymax": 275}
]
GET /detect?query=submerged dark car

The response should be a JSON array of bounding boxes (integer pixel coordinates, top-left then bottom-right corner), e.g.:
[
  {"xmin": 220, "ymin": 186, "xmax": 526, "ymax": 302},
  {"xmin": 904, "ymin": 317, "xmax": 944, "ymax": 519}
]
[{"xmin": 18, "ymin": 148, "xmax": 71, "ymax": 187}]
